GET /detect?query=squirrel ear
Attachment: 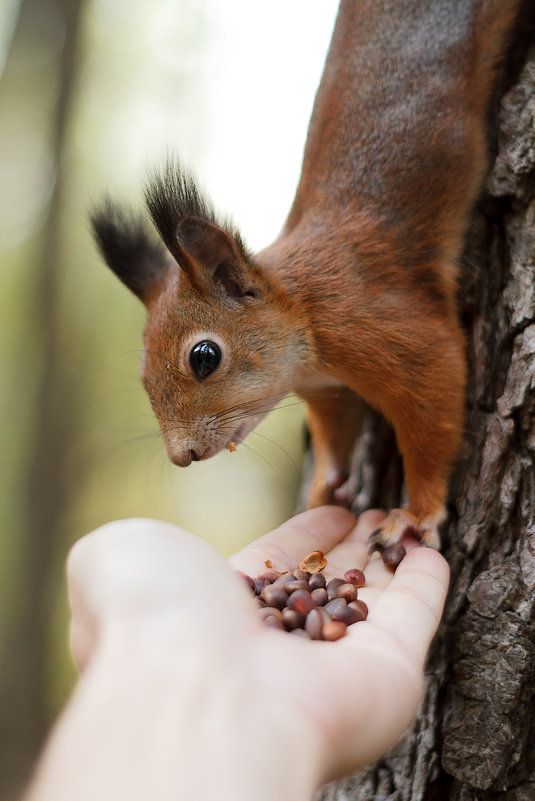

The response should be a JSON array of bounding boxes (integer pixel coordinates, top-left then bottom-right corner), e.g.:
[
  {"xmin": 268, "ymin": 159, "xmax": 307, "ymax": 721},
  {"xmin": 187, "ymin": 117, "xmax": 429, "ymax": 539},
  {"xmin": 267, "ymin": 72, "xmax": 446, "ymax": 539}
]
[
  {"xmin": 144, "ymin": 159, "xmax": 259, "ymax": 299},
  {"xmin": 176, "ymin": 217, "xmax": 259, "ymax": 300},
  {"xmin": 91, "ymin": 201, "xmax": 170, "ymax": 305}
]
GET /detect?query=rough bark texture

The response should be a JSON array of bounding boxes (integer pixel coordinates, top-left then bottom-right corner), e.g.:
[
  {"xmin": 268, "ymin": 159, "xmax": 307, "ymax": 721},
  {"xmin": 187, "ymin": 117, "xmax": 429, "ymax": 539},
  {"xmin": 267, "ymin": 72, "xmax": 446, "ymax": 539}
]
[{"xmin": 317, "ymin": 14, "xmax": 535, "ymax": 801}]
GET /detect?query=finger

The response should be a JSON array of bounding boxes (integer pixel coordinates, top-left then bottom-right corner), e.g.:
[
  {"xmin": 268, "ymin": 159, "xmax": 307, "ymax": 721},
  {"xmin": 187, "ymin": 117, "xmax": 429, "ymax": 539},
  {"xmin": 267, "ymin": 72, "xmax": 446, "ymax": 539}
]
[
  {"xmin": 67, "ymin": 518, "xmax": 254, "ymax": 623},
  {"xmin": 230, "ymin": 506, "xmax": 357, "ymax": 576},
  {"xmin": 301, "ymin": 547, "xmax": 448, "ymax": 777},
  {"xmin": 363, "ymin": 545, "xmax": 450, "ymax": 665}
]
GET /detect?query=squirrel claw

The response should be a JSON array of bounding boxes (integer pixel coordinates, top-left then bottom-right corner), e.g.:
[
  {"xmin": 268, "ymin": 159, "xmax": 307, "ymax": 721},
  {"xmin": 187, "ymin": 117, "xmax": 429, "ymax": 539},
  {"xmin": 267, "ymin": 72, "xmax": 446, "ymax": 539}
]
[{"xmin": 367, "ymin": 508, "xmax": 442, "ymax": 557}]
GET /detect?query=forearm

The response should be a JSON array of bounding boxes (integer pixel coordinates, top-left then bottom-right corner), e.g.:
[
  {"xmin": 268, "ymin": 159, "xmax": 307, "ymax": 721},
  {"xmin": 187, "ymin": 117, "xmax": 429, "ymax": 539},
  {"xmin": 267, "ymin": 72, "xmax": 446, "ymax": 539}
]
[{"xmin": 24, "ymin": 622, "xmax": 322, "ymax": 801}]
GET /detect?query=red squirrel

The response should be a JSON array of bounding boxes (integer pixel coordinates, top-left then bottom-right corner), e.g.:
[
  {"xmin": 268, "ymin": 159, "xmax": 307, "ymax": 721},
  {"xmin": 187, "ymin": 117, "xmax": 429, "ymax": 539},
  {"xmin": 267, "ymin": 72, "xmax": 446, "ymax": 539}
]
[{"xmin": 92, "ymin": 0, "xmax": 521, "ymax": 553}]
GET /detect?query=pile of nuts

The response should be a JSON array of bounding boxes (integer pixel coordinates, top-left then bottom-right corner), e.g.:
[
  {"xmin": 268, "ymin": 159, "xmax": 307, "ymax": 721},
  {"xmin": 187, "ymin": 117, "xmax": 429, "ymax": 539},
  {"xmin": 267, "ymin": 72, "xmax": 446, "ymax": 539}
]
[{"xmin": 237, "ymin": 551, "xmax": 369, "ymax": 641}]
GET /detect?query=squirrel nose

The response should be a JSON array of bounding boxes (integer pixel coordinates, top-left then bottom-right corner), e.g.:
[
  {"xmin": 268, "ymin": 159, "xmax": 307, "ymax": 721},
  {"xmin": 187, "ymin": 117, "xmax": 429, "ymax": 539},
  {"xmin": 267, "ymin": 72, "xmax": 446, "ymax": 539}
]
[{"xmin": 168, "ymin": 446, "xmax": 202, "ymax": 467}]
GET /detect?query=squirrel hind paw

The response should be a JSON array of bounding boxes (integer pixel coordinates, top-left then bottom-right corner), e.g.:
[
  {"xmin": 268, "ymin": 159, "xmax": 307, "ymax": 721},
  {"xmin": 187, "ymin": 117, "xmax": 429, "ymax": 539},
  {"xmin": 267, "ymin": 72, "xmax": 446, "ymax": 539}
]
[{"xmin": 367, "ymin": 508, "xmax": 442, "ymax": 558}]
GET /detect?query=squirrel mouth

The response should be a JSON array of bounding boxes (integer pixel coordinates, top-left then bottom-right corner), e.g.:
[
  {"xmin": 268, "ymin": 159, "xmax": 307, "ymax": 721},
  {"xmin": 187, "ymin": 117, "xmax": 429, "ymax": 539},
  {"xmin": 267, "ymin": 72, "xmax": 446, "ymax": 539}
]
[{"xmin": 225, "ymin": 421, "xmax": 248, "ymax": 452}]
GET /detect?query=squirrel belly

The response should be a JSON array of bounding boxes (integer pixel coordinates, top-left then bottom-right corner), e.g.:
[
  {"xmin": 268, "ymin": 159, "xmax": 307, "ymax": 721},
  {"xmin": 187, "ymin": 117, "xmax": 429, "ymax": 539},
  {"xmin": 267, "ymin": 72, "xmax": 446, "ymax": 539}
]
[{"xmin": 91, "ymin": 0, "xmax": 523, "ymax": 554}]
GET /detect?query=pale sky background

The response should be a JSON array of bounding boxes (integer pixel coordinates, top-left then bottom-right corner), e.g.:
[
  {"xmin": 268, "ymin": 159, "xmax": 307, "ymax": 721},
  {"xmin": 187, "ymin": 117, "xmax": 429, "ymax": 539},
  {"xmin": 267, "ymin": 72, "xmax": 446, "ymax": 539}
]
[
  {"xmin": 200, "ymin": 0, "xmax": 339, "ymax": 249},
  {"xmin": 86, "ymin": 0, "xmax": 339, "ymax": 249}
]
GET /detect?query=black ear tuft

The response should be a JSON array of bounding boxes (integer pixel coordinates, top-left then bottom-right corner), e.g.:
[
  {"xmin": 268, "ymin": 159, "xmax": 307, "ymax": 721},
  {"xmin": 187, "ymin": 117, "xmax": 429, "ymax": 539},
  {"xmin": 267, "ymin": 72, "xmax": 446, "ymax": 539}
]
[
  {"xmin": 144, "ymin": 156, "xmax": 248, "ymax": 261},
  {"xmin": 90, "ymin": 199, "xmax": 171, "ymax": 304}
]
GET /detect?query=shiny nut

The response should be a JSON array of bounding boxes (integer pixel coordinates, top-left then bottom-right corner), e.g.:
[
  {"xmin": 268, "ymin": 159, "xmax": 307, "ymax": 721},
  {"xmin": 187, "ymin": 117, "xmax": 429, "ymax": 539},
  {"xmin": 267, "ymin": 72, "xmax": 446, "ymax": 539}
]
[
  {"xmin": 334, "ymin": 582, "xmax": 358, "ymax": 603},
  {"xmin": 260, "ymin": 584, "xmax": 288, "ymax": 609},
  {"xmin": 287, "ymin": 589, "xmax": 317, "ymax": 616},
  {"xmin": 331, "ymin": 604, "xmax": 364, "ymax": 625},
  {"xmin": 281, "ymin": 608, "xmax": 305, "ymax": 631},
  {"xmin": 326, "ymin": 577, "xmax": 346, "ymax": 600},
  {"xmin": 305, "ymin": 608, "xmax": 324, "ymax": 640},
  {"xmin": 343, "ymin": 568, "xmax": 366, "ymax": 587},
  {"xmin": 308, "ymin": 572, "xmax": 326, "ymax": 591},
  {"xmin": 310, "ymin": 587, "xmax": 328, "ymax": 606},
  {"xmin": 348, "ymin": 600, "xmax": 368, "ymax": 620},
  {"xmin": 321, "ymin": 621, "xmax": 347, "ymax": 641}
]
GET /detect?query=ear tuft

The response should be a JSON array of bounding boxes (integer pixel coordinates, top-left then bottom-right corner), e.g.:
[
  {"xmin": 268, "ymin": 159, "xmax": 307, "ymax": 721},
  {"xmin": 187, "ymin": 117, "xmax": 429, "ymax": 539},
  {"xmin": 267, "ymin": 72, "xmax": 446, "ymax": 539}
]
[
  {"xmin": 143, "ymin": 156, "xmax": 259, "ymax": 299},
  {"xmin": 90, "ymin": 199, "xmax": 170, "ymax": 304},
  {"xmin": 143, "ymin": 156, "xmax": 249, "ymax": 265}
]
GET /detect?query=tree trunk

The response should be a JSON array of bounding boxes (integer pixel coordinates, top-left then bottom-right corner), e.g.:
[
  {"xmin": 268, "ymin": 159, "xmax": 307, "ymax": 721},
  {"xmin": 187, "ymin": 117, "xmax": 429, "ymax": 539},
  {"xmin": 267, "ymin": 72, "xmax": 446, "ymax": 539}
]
[{"xmin": 317, "ymin": 11, "xmax": 535, "ymax": 801}]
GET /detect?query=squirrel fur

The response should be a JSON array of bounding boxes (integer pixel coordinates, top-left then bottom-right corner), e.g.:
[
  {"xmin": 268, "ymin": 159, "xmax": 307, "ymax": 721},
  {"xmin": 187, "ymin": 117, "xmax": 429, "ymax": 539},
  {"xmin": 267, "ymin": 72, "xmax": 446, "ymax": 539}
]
[{"xmin": 92, "ymin": 0, "xmax": 522, "ymax": 551}]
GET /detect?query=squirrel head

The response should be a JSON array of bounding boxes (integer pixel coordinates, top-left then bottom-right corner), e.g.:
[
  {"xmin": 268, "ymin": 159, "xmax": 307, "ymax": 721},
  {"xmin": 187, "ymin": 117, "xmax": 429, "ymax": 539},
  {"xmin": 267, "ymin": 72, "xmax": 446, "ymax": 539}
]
[{"xmin": 91, "ymin": 159, "xmax": 310, "ymax": 466}]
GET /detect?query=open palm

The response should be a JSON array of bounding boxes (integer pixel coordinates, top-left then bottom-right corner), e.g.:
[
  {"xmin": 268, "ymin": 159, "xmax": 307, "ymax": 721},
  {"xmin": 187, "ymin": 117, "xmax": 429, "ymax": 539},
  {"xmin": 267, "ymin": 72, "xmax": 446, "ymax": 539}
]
[{"xmin": 68, "ymin": 506, "xmax": 449, "ymax": 787}]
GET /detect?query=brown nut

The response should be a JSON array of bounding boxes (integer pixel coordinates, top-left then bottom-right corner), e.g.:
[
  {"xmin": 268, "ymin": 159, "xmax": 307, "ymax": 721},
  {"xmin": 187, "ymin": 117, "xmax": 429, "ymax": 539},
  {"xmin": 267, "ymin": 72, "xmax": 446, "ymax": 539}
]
[
  {"xmin": 258, "ymin": 606, "xmax": 282, "ymax": 621},
  {"xmin": 287, "ymin": 589, "xmax": 317, "ymax": 616},
  {"xmin": 271, "ymin": 573, "xmax": 297, "ymax": 589},
  {"xmin": 293, "ymin": 568, "xmax": 310, "ymax": 582},
  {"xmin": 260, "ymin": 584, "xmax": 288, "ymax": 609},
  {"xmin": 281, "ymin": 608, "xmax": 305, "ymax": 631},
  {"xmin": 259, "ymin": 570, "xmax": 280, "ymax": 583},
  {"xmin": 254, "ymin": 557, "xmax": 369, "ymax": 641},
  {"xmin": 334, "ymin": 582, "xmax": 358, "ymax": 603},
  {"xmin": 310, "ymin": 587, "xmax": 328, "ymax": 606},
  {"xmin": 308, "ymin": 572, "xmax": 326, "ymax": 591},
  {"xmin": 348, "ymin": 600, "xmax": 369, "ymax": 620},
  {"xmin": 305, "ymin": 608, "xmax": 324, "ymax": 640},
  {"xmin": 284, "ymin": 579, "xmax": 310, "ymax": 593},
  {"xmin": 326, "ymin": 577, "xmax": 346, "ymax": 599},
  {"xmin": 324, "ymin": 597, "xmax": 347, "ymax": 615},
  {"xmin": 343, "ymin": 568, "xmax": 366, "ymax": 588},
  {"xmin": 316, "ymin": 606, "xmax": 331, "ymax": 625},
  {"xmin": 263, "ymin": 614, "xmax": 285, "ymax": 630},
  {"xmin": 321, "ymin": 621, "xmax": 347, "ymax": 641},
  {"xmin": 331, "ymin": 604, "xmax": 365, "ymax": 625}
]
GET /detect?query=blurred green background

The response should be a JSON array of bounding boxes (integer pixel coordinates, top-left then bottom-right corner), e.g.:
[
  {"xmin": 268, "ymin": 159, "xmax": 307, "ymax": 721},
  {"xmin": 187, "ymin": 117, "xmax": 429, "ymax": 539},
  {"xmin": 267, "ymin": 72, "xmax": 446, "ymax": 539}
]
[{"xmin": 0, "ymin": 0, "xmax": 337, "ymax": 794}]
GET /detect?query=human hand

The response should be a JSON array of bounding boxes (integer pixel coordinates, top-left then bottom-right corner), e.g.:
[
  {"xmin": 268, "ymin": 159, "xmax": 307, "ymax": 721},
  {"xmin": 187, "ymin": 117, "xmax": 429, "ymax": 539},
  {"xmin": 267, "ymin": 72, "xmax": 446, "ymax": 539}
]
[
  {"xmin": 229, "ymin": 506, "xmax": 449, "ymax": 780},
  {"xmin": 67, "ymin": 506, "xmax": 449, "ymax": 795}
]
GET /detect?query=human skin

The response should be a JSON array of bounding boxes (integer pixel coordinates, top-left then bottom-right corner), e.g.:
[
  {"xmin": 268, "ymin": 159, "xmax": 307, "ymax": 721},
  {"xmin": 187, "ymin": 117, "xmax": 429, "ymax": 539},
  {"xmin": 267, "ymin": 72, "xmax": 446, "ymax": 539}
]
[{"xmin": 24, "ymin": 507, "xmax": 449, "ymax": 801}]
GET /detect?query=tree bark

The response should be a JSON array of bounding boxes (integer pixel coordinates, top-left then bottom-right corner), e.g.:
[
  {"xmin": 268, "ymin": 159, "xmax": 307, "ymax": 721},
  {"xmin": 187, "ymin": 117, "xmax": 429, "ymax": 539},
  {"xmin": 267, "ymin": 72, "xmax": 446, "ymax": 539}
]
[{"xmin": 317, "ymin": 11, "xmax": 535, "ymax": 801}]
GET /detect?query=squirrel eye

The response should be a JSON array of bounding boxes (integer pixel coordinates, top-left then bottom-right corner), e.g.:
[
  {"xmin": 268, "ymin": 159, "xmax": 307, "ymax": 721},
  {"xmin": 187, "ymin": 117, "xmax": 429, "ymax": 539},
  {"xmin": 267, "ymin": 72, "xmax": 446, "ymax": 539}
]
[{"xmin": 189, "ymin": 340, "xmax": 222, "ymax": 380}]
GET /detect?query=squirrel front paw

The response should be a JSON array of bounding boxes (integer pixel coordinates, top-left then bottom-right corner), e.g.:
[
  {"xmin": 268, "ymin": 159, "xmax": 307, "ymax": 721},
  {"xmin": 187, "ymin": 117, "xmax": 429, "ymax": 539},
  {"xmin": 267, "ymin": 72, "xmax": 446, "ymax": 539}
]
[{"xmin": 368, "ymin": 508, "xmax": 444, "ymax": 568}]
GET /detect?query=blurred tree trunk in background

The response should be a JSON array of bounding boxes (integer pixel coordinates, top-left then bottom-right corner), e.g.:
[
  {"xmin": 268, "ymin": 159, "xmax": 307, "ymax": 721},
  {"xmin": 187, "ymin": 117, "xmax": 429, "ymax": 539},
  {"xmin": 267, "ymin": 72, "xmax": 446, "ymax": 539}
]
[
  {"xmin": 0, "ymin": 0, "xmax": 84, "ymax": 795},
  {"xmin": 318, "ymin": 9, "xmax": 535, "ymax": 801}
]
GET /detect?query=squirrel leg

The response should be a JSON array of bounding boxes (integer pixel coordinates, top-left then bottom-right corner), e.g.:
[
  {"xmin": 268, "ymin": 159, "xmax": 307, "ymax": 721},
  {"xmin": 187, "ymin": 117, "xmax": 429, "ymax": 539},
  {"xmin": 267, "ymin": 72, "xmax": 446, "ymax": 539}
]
[
  {"xmin": 364, "ymin": 311, "xmax": 466, "ymax": 554},
  {"xmin": 367, "ymin": 394, "xmax": 463, "ymax": 553},
  {"xmin": 303, "ymin": 386, "xmax": 365, "ymax": 508}
]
